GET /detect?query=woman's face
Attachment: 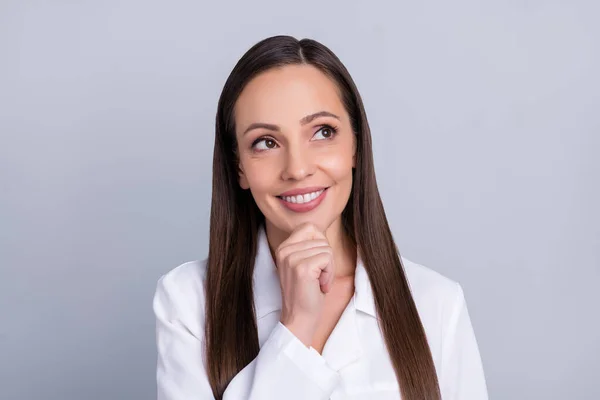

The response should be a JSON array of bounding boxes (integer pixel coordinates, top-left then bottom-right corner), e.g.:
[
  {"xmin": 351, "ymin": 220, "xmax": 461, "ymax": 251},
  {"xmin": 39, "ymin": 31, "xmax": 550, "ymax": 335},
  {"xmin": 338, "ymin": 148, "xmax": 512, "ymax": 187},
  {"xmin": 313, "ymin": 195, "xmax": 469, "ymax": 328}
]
[{"xmin": 234, "ymin": 64, "xmax": 356, "ymax": 235}]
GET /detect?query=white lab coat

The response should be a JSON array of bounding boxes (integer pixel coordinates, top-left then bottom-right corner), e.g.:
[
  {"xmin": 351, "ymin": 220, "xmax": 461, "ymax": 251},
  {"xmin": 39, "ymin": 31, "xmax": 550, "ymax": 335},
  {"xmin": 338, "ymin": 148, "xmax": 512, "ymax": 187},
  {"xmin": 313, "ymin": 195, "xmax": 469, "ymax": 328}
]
[{"xmin": 153, "ymin": 226, "xmax": 489, "ymax": 399}]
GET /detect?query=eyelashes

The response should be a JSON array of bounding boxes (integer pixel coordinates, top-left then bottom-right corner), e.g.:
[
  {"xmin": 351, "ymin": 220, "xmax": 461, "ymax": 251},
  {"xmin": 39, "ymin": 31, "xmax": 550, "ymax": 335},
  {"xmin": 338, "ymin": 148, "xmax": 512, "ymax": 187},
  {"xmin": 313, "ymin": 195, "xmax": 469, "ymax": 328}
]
[{"xmin": 251, "ymin": 124, "xmax": 340, "ymax": 151}]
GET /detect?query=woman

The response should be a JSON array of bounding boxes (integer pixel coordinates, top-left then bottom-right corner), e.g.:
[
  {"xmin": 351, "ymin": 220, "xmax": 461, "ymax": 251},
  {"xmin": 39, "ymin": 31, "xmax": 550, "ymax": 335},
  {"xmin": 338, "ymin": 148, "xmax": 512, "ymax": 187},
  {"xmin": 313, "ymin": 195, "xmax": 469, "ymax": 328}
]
[{"xmin": 153, "ymin": 35, "xmax": 488, "ymax": 400}]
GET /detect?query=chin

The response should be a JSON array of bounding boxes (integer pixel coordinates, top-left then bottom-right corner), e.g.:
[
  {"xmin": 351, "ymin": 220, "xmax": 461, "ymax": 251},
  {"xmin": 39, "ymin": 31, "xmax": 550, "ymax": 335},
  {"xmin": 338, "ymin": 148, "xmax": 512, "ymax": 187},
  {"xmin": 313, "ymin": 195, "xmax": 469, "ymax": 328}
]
[{"xmin": 286, "ymin": 212, "xmax": 336, "ymax": 234}]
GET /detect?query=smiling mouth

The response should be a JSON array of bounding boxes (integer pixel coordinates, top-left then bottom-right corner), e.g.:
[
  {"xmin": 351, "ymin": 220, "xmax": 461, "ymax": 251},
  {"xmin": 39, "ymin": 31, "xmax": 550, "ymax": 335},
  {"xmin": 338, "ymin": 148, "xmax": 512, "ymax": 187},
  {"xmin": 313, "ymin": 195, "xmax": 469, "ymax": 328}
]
[{"xmin": 276, "ymin": 188, "xmax": 328, "ymax": 204}]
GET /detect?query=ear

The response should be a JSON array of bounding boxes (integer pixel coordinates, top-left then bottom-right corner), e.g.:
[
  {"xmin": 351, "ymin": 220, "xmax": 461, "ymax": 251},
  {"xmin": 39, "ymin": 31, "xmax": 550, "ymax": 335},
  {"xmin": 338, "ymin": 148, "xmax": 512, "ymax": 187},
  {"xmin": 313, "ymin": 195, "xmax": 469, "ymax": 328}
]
[{"xmin": 238, "ymin": 163, "xmax": 250, "ymax": 189}]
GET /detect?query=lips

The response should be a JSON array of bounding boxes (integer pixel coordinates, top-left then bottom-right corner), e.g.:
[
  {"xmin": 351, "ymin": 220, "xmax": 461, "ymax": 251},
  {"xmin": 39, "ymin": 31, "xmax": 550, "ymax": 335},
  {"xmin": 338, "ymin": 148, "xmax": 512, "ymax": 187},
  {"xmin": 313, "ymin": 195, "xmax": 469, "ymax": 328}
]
[
  {"xmin": 278, "ymin": 186, "xmax": 329, "ymax": 197},
  {"xmin": 278, "ymin": 188, "xmax": 326, "ymax": 204},
  {"xmin": 276, "ymin": 187, "xmax": 329, "ymax": 213}
]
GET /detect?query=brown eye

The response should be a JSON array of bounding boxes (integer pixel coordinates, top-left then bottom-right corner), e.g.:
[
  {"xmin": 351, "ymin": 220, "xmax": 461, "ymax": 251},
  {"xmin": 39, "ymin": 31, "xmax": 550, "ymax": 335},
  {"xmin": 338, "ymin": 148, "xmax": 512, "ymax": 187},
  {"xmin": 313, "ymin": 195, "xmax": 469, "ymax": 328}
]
[
  {"xmin": 252, "ymin": 137, "xmax": 278, "ymax": 151},
  {"xmin": 313, "ymin": 125, "xmax": 338, "ymax": 141}
]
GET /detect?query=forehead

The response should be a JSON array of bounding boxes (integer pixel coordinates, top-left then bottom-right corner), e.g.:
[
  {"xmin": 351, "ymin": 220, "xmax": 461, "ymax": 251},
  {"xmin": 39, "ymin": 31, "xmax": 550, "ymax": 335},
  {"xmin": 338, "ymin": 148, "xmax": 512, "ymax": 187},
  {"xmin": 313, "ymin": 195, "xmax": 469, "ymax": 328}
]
[{"xmin": 234, "ymin": 64, "xmax": 346, "ymax": 132}]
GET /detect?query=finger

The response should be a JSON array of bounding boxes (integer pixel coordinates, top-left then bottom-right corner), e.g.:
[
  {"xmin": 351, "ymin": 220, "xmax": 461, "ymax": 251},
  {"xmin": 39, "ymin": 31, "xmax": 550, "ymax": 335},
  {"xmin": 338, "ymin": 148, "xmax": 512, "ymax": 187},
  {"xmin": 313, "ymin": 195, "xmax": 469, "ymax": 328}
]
[
  {"xmin": 282, "ymin": 222, "xmax": 327, "ymax": 247},
  {"xmin": 276, "ymin": 239, "xmax": 329, "ymax": 262},
  {"xmin": 285, "ymin": 246, "xmax": 332, "ymax": 268},
  {"xmin": 297, "ymin": 252, "xmax": 333, "ymax": 281},
  {"xmin": 297, "ymin": 252, "xmax": 336, "ymax": 295},
  {"xmin": 319, "ymin": 256, "xmax": 336, "ymax": 293}
]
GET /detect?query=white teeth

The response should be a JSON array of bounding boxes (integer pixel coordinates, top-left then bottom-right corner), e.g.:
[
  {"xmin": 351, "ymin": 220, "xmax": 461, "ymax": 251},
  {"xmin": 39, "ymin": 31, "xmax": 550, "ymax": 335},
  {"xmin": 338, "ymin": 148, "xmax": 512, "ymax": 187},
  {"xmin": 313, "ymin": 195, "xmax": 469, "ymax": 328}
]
[{"xmin": 282, "ymin": 189, "xmax": 324, "ymax": 204}]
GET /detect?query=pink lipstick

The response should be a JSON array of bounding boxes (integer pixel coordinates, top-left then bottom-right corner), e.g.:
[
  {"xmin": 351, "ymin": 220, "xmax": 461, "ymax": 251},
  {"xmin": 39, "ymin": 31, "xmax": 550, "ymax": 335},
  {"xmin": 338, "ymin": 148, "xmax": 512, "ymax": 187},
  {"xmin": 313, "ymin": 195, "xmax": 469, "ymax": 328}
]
[{"xmin": 277, "ymin": 186, "xmax": 329, "ymax": 213}]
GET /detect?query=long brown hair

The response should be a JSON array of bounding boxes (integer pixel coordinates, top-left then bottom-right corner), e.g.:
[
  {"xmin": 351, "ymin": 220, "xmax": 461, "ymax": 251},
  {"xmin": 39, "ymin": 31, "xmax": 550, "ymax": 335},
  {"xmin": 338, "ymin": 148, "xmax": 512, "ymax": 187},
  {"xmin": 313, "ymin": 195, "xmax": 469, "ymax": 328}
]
[{"xmin": 205, "ymin": 35, "xmax": 441, "ymax": 400}]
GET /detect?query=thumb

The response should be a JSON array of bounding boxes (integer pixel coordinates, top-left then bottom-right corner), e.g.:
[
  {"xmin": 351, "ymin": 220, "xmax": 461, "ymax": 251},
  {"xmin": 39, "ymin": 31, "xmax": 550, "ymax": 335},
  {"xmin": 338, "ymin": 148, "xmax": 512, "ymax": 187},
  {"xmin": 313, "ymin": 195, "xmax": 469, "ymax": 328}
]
[{"xmin": 318, "ymin": 261, "xmax": 335, "ymax": 293}]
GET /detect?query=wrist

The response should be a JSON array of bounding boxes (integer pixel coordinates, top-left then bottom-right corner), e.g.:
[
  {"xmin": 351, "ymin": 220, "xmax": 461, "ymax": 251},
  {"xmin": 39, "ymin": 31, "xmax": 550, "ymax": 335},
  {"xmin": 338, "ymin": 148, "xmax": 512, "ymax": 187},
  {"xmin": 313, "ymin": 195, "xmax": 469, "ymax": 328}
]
[{"xmin": 281, "ymin": 315, "xmax": 318, "ymax": 347}]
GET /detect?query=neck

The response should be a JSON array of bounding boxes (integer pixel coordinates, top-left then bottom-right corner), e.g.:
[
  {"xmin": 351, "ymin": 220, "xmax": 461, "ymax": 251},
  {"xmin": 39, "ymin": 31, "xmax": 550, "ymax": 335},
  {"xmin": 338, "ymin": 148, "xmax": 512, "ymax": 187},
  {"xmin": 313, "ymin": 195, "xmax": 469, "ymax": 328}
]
[{"xmin": 265, "ymin": 216, "xmax": 357, "ymax": 279}]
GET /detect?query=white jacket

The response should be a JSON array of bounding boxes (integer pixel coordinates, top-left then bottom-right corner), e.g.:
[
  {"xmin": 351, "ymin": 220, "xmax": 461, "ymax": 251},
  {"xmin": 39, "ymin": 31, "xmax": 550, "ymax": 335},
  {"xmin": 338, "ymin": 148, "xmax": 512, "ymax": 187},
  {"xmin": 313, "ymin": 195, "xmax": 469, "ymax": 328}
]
[{"xmin": 153, "ymin": 226, "xmax": 489, "ymax": 399}]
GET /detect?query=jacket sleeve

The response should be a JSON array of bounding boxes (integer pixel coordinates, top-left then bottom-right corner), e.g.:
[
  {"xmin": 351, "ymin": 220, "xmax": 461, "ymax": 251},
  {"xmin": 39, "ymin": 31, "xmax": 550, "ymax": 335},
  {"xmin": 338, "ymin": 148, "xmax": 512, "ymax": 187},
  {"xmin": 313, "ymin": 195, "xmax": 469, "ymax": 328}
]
[
  {"xmin": 153, "ymin": 273, "xmax": 340, "ymax": 400},
  {"xmin": 440, "ymin": 282, "xmax": 489, "ymax": 400}
]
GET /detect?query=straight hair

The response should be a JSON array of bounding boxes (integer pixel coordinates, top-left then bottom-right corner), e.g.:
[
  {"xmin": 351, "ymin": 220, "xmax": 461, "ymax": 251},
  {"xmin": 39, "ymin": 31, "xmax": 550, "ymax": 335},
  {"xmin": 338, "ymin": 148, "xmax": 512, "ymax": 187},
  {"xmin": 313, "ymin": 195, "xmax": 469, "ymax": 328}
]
[{"xmin": 204, "ymin": 35, "xmax": 441, "ymax": 400}]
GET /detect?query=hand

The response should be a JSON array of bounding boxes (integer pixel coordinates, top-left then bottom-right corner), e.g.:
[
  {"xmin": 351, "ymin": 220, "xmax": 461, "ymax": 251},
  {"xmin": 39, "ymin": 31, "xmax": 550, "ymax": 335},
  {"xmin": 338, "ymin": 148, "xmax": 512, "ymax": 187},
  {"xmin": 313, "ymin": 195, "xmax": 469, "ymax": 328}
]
[{"xmin": 275, "ymin": 222, "xmax": 336, "ymax": 347}]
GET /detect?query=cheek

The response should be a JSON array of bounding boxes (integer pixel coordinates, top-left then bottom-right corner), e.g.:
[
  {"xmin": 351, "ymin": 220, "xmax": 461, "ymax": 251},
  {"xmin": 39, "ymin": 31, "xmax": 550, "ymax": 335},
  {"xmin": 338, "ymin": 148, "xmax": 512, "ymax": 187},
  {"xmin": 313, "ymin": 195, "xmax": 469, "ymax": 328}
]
[
  {"xmin": 242, "ymin": 159, "xmax": 277, "ymax": 195},
  {"xmin": 318, "ymin": 143, "xmax": 354, "ymax": 180}
]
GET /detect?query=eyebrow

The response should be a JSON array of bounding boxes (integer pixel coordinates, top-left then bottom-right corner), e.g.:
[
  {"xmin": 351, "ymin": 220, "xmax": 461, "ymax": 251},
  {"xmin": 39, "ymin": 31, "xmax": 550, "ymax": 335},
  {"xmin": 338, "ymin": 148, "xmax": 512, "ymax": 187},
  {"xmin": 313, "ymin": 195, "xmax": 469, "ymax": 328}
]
[{"xmin": 242, "ymin": 111, "xmax": 340, "ymax": 136}]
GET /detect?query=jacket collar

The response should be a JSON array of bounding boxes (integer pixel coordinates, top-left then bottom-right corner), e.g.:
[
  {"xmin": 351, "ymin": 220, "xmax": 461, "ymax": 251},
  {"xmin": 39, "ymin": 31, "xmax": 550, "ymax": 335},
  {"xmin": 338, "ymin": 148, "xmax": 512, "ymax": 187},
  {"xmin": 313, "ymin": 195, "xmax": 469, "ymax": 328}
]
[{"xmin": 253, "ymin": 224, "xmax": 377, "ymax": 320}]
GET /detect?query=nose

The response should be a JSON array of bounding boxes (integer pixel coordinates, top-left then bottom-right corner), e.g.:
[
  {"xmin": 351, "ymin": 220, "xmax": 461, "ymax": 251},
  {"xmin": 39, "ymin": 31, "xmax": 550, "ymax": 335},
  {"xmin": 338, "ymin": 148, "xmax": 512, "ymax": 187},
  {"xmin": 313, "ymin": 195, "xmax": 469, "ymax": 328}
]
[{"xmin": 280, "ymin": 145, "xmax": 315, "ymax": 181}]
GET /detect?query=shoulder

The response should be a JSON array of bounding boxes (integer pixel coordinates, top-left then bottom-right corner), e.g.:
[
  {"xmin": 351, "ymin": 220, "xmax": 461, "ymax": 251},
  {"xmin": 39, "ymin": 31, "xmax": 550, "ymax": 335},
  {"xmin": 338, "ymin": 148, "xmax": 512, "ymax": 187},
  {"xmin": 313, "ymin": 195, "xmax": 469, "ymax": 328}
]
[
  {"xmin": 152, "ymin": 258, "xmax": 209, "ymax": 337},
  {"xmin": 400, "ymin": 255, "xmax": 466, "ymax": 341},
  {"xmin": 400, "ymin": 255, "xmax": 462, "ymax": 305},
  {"xmin": 155, "ymin": 258, "xmax": 208, "ymax": 299}
]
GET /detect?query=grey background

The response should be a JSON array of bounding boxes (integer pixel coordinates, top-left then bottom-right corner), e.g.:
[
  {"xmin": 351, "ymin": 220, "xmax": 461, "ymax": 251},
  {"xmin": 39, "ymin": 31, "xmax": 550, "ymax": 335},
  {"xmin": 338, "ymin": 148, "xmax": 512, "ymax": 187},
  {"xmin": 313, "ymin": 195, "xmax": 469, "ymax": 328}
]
[{"xmin": 1, "ymin": 1, "xmax": 598, "ymax": 399}]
